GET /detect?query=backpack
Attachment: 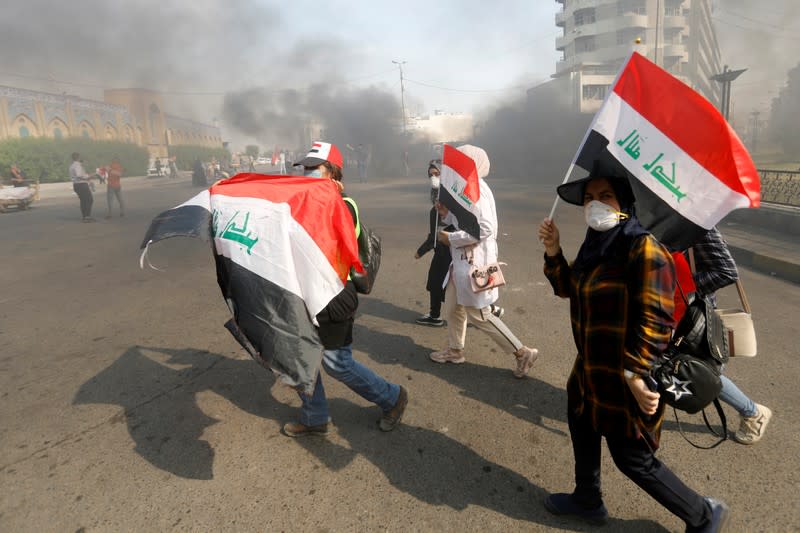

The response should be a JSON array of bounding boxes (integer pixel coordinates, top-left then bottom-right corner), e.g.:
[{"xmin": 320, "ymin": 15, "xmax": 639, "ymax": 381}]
[
  {"xmin": 650, "ymin": 281, "xmax": 730, "ymax": 448},
  {"xmin": 343, "ymin": 197, "xmax": 382, "ymax": 294}
]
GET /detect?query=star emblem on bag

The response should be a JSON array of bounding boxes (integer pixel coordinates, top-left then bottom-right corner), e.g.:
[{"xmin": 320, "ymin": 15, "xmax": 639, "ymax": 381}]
[{"xmin": 666, "ymin": 377, "xmax": 692, "ymax": 400}]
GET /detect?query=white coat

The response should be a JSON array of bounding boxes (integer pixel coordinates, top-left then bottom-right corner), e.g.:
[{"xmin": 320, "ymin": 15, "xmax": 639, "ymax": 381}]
[{"xmin": 442, "ymin": 177, "xmax": 499, "ymax": 309}]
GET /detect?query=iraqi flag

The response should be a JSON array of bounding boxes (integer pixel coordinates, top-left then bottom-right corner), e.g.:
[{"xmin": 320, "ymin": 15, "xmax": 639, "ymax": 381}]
[
  {"xmin": 140, "ymin": 173, "xmax": 363, "ymax": 394},
  {"xmin": 574, "ymin": 52, "xmax": 760, "ymax": 249},
  {"xmin": 439, "ymin": 144, "xmax": 481, "ymax": 239}
]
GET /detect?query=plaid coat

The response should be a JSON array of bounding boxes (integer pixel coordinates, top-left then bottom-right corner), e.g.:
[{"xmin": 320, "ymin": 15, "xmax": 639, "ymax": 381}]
[{"xmin": 544, "ymin": 234, "xmax": 675, "ymax": 446}]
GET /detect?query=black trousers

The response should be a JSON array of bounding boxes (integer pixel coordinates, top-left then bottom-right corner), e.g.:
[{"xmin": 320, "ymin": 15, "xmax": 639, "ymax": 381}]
[
  {"xmin": 73, "ymin": 182, "xmax": 93, "ymax": 217},
  {"xmin": 428, "ymin": 281, "xmax": 445, "ymax": 318},
  {"xmin": 568, "ymin": 408, "xmax": 710, "ymax": 528}
]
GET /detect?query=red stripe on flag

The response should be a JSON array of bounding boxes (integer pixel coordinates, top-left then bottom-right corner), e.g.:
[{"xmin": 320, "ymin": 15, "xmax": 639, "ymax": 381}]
[
  {"xmin": 443, "ymin": 144, "xmax": 480, "ymax": 203},
  {"xmin": 613, "ymin": 53, "xmax": 759, "ymax": 206},
  {"xmin": 209, "ymin": 173, "xmax": 361, "ymax": 281}
]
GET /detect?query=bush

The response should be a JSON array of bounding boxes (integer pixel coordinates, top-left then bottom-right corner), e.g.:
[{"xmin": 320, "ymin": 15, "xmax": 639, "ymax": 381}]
[
  {"xmin": 0, "ymin": 137, "xmax": 150, "ymax": 183},
  {"xmin": 168, "ymin": 145, "xmax": 232, "ymax": 171}
]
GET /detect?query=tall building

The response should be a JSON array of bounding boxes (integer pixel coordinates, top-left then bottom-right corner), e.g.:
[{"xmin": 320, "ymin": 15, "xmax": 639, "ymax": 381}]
[{"xmin": 553, "ymin": 0, "xmax": 722, "ymax": 113}]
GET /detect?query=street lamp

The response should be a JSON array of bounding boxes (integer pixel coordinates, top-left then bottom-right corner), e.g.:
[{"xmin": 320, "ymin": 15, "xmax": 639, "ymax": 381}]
[
  {"xmin": 392, "ymin": 60, "xmax": 407, "ymax": 134},
  {"xmin": 710, "ymin": 65, "xmax": 747, "ymax": 121}
]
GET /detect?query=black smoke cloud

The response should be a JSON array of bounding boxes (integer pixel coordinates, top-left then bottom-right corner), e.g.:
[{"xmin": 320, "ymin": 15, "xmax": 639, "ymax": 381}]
[
  {"xmin": 0, "ymin": 0, "xmax": 278, "ymax": 89},
  {"xmin": 222, "ymin": 83, "xmax": 420, "ymax": 176}
]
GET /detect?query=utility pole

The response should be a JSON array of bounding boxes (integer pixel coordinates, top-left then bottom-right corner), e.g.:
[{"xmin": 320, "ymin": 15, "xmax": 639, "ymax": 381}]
[
  {"xmin": 710, "ymin": 65, "xmax": 747, "ymax": 121},
  {"xmin": 392, "ymin": 60, "xmax": 407, "ymax": 134}
]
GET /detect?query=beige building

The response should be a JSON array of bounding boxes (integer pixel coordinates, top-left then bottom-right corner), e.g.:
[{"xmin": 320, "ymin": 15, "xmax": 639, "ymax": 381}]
[
  {"xmin": 553, "ymin": 0, "xmax": 722, "ymax": 113},
  {"xmin": 0, "ymin": 86, "xmax": 222, "ymax": 157},
  {"xmin": 407, "ymin": 111, "xmax": 474, "ymax": 143}
]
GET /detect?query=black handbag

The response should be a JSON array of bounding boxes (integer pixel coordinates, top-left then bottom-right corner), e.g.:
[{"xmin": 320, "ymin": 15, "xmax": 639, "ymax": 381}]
[
  {"xmin": 652, "ymin": 344, "xmax": 722, "ymax": 414},
  {"xmin": 649, "ymin": 283, "xmax": 728, "ymax": 448}
]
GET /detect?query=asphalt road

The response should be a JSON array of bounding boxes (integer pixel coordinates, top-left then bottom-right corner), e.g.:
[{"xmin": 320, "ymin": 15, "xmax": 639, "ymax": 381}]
[{"xmin": 1, "ymin": 174, "xmax": 798, "ymax": 532}]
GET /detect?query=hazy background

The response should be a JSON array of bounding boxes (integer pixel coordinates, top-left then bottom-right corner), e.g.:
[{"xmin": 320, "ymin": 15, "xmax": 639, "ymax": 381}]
[{"xmin": 0, "ymin": 0, "xmax": 797, "ymax": 175}]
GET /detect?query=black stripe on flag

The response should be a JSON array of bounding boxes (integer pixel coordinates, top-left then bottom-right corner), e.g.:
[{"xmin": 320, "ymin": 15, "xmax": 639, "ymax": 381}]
[
  {"xmin": 215, "ymin": 255, "xmax": 322, "ymax": 392},
  {"xmin": 140, "ymin": 205, "xmax": 212, "ymax": 248},
  {"xmin": 576, "ymin": 130, "xmax": 707, "ymax": 250},
  {"xmin": 438, "ymin": 187, "xmax": 480, "ymax": 240}
]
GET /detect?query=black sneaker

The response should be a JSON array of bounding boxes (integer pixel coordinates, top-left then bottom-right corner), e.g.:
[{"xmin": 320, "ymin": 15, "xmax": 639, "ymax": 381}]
[
  {"xmin": 415, "ymin": 314, "xmax": 444, "ymax": 327},
  {"xmin": 544, "ymin": 493, "xmax": 608, "ymax": 526},
  {"xmin": 490, "ymin": 305, "xmax": 504, "ymax": 318}
]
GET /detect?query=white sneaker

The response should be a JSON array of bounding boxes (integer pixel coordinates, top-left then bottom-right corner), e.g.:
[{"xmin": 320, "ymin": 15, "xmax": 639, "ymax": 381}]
[
  {"xmin": 513, "ymin": 346, "xmax": 539, "ymax": 378},
  {"xmin": 430, "ymin": 348, "xmax": 466, "ymax": 364},
  {"xmin": 733, "ymin": 403, "xmax": 772, "ymax": 445}
]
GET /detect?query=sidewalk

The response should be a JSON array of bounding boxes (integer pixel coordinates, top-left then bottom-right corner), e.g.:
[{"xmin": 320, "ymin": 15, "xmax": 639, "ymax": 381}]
[
  {"xmin": 33, "ymin": 174, "xmax": 187, "ymax": 201},
  {"xmin": 720, "ymin": 219, "xmax": 800, "ymax": 285}
]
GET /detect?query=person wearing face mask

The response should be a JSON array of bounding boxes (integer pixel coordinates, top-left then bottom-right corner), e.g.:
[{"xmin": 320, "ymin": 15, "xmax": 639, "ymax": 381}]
[
  {"xmin": 431, "ymin": 145, "xmax": 539, "ymax": 379},
  {"xmin": 281, "ymin": 141, "xmax": 408, "ymax": 438},
  {"xmin": 536, "ymin": 170, "xmax": 729, "ymax": 532}
]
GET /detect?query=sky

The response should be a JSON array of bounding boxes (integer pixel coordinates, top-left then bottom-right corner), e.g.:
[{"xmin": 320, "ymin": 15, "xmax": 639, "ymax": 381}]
[{"xmin": 0, "ymin": 0, "xmax": 797, "ymax": 147}]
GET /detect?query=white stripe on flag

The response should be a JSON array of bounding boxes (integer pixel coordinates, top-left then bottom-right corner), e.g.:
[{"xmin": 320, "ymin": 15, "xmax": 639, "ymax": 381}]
[
  {"xmin": 177, "ymin": 189, "xmax": 211, "ymax": 209},
  {"xmin": 209, "ymin": 194, "xmax": 345, "ymax": 318},
  {"xmin": 440, "ymin": 162, "xmax": 480, "ymax": 216},
  {"xmin": 594, "ymin": 92, "xmax": 751, "ymax": 229}
]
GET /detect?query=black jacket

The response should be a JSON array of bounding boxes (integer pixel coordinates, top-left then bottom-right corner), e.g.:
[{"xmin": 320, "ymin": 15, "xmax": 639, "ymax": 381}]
[
  {"xmin": 416, "ymin": 206, "xmax": 453, "ymax": 292},
  {"xmin": 315, "ymin": 194, "xmax": 359, "ymax": 349}
]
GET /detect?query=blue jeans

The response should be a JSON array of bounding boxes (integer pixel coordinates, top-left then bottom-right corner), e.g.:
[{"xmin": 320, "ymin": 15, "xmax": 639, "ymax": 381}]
[
  {"xmin": 298, "ymin": 344, "xmax": 400, "ymax": 426},
  {"xmin": 719, "ymin": 374, "xmax": 756, "ymax": 417}
]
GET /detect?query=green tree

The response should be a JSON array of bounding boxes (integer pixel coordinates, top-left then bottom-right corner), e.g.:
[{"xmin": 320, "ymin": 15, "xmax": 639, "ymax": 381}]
[
  {"xmin": 768, "ymin": 62, "xmax": 800, "ymax": 156},
  {"xmin": 245, "ymin": 145, "xmax": 260, "ymax": 159}
]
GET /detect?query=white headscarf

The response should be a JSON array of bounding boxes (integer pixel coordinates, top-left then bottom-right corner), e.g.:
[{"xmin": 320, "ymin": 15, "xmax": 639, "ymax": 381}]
[{"xmin": 456, "ymin": 144, "xmax": 490, "ymax": 179}]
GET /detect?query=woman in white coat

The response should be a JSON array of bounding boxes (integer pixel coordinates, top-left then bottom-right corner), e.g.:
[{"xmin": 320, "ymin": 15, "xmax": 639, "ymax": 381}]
[{"xmin": 430, "ymin": 145, "xmax": 539, "ymax": 378}]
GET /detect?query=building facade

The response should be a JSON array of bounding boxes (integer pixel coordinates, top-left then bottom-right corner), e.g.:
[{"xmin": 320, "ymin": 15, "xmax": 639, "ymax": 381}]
[
  {"xmin": 0, "ymin": 86, "xmax": 221, "ymax": 156},
  {"xmin": 553, "ymin": 0, "xmax": 722, "ymax": 113},
  {"xmin": 406, "ymin": 111, "xmax": 474, "ymax": 144}
]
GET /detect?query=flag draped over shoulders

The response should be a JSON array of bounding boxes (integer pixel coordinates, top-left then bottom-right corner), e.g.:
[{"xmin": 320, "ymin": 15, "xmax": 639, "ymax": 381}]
[{"xmin": 140, "ymin": 173, "xmax": 362, "ymax": 393}]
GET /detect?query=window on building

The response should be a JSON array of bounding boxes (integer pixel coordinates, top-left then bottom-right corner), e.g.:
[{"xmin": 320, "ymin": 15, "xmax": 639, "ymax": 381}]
[
  {"xmin": 82, "ymin": 130, "xmax": 90, "ymax": 138},
  {"xmin": 574, "ymin": 8, "xmax": 595, "ymax": 26},
  {"xmin": 618, "ymin": 0, "xmax": 646, "ymax": 15},
  {"xmin": 575, "ymin": 36, "xmax": 596, "ymax": 53},
  {"xmin": 53, "ymin": 128, "xmax": 63, "ymax": 139},
  {"xmin": 583, "ymin": 85, "xmax": 608, "ymax": 101},
  {"xmin": 19, "ymin": 126, "xmax": 30, "ymax": 137}
]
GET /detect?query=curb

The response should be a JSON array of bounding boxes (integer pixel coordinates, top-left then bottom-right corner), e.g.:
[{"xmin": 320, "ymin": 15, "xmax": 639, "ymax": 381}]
[{"xmin": 728, "ymin": 245, "xmax": 800, "ymax": 285}]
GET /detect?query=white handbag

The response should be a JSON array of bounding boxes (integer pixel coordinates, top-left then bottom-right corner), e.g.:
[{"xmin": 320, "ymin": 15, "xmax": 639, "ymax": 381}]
[
  {"xmin": 689, "ymin": 248, "xmax": 757, "ymax": 358},
  {"xmin": 717, "ymin": 280, "xmax": 757, "ymax": 357}
]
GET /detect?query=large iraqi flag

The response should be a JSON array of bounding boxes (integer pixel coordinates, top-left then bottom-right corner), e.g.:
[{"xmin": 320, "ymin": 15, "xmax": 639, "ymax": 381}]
[
  {"xmin": 140, "ymin": 173, "xmax": 362, "ymax": 393},
  {"xmin": 439, "ymin": 144, "xmax": 481, "ymax": 239},
  {"xmin": 574, "ymin": 52, "xmax": 760, "ymax": 249}
]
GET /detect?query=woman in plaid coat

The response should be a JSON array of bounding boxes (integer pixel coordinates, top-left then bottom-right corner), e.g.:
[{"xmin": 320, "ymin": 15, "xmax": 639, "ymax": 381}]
[{"xmin": 537, "ymin": 173, "xmax": 729, "ymax": 532}]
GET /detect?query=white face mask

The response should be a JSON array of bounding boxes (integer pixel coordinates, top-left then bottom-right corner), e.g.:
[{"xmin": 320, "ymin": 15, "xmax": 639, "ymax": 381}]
[
  {"xmin": 304, "ymin": 168, "xmax": 323, "ymax": 178},
  {"xmin": 584, "ymin": 200, "xmax": 628, "ymax": 232}
]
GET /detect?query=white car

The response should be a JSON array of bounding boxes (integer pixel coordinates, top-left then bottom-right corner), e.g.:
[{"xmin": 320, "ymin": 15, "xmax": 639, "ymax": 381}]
[{"xmin": 256, "ymin": 157, "xmax": 269, "ymax": 165}]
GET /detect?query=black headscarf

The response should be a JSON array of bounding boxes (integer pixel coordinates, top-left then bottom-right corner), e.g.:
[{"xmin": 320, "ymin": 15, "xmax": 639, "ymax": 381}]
[{"xmin": 572, "ymin": 177, "xmax": 649, "ymax": 273}]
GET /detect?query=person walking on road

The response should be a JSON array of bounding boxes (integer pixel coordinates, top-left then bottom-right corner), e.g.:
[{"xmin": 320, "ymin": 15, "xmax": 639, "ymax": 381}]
[
  {"xmin": 105, "ymin": 157, "xmax": 125, "ymax": 218},
  {"xmin": 168, "ymin": 156, "xmax": 179, "ymax": 179},
  {"xmin": 69, "ymin": 152, "xmax": 95, "ymax": 222},
  {"xmin": 687, "ymin": 227, "xmax": 772, "ymax": 445},
  {"xmin": 430, "ymin": 145, "xmax": 538, "ymax": 379},
  {"xmin": 282, "ymin": 141, "xmax": 408, "ymax": 437},
  {"xmin": 537, "ymin": 171, "xmax": 728, "ymax": 531}
]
